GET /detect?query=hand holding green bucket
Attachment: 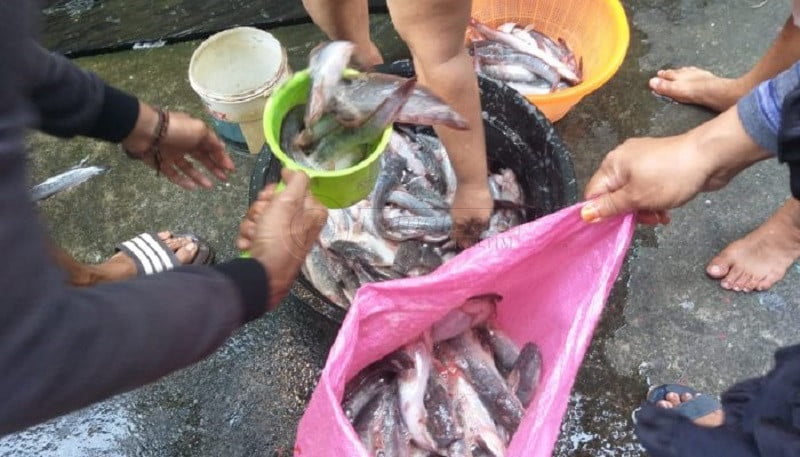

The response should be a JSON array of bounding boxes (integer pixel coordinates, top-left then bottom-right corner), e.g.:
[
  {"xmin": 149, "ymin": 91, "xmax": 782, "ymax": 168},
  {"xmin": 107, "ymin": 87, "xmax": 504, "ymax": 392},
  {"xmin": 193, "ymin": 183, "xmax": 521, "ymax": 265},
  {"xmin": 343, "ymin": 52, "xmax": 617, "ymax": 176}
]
[{"xmin": 261, "ymin": 69, "xmax": 393, "ymax": 209}]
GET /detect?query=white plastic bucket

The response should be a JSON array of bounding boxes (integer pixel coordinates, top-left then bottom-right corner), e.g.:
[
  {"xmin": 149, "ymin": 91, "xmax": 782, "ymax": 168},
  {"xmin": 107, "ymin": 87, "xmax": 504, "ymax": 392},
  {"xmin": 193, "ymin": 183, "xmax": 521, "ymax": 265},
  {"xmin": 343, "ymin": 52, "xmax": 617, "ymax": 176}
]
[{"xmin": 189, "ymin": 27, "xmax": 291, "ymax": 153}]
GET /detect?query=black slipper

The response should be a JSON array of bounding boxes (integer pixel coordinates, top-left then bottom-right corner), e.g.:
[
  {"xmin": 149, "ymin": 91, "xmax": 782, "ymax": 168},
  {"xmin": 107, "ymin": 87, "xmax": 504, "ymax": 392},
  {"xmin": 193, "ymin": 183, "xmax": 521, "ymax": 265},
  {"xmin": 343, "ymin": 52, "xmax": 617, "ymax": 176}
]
[{"xmin": 115, "ymin": 232, "xmax": 215, "ymax": 275}]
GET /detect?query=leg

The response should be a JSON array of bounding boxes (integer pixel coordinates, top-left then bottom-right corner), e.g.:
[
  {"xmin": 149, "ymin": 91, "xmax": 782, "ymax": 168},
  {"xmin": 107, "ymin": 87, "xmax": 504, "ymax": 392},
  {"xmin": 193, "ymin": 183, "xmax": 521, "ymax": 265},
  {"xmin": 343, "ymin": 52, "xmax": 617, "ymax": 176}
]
[
  {"xmin": 387, "ymin": 0, "xmax": 493, "ymax": 246},
  {"xmin": 301, "ymin": 0, "xmax": 383, "ymax": 69},
  {"xmin": 651, "ymin": 16, "xmax": 800, "ymax": 111},
  {"xmin": 50, "ymin": 232, "xmax": 201, "ymax": 287},
  {"xmin": 707, "ymin": 198, "xmax": 800, "ymax": 292}
]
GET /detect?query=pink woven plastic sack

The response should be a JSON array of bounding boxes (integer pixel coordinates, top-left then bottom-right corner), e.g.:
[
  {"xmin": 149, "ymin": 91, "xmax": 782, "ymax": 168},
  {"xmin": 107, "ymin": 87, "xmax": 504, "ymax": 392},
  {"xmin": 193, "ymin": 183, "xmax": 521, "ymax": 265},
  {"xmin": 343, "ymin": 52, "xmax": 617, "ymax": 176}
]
[{"xmin": 295, "ymin": 204, "xmax": 634, "ymax": 457}]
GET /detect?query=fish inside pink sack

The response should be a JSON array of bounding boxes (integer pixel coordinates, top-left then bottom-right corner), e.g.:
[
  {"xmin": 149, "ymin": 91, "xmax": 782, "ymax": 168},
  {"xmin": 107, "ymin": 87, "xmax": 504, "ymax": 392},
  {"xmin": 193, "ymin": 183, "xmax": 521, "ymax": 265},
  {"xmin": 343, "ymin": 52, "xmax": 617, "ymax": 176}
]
[{"xmin": 294, "ymin": 203, "xmax": 634, "ymax": 457}]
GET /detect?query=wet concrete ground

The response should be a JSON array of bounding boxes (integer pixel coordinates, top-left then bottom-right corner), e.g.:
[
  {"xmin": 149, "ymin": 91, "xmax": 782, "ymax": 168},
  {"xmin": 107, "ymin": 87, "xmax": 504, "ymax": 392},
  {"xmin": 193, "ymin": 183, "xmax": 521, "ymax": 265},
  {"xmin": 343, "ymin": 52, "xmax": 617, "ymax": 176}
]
[{"xmin": 2, "ymin": 0, "xmax": 800, "ymax": 455}]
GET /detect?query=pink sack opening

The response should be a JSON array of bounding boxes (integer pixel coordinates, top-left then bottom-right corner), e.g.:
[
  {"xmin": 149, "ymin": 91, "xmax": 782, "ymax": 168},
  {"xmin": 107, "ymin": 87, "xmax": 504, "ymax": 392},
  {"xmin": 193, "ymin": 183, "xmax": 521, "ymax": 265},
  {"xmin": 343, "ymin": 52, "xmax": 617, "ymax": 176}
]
[{"xmin": 295, "ymin": 203, "xmax": 634, "ymax": 457}]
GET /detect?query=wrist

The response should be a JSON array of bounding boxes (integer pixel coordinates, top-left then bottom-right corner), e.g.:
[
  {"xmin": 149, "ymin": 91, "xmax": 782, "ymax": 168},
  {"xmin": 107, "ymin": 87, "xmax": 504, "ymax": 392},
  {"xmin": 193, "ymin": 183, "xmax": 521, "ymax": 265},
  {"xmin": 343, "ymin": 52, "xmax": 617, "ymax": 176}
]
[
  {"xmin": 121, "ymin": 102, "xmax": 160, "ymax": 156},
  {"xmin": 689, "ymin": 107, "xmax": 771, "ymax": 190}
]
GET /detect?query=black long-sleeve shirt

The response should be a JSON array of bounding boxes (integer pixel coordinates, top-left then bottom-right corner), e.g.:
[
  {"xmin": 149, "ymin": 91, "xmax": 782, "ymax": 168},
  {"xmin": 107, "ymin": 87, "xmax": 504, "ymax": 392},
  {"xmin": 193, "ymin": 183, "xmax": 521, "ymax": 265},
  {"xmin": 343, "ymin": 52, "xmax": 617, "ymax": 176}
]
[{"xmin": 0, "ymin": 0, "xmax": 269, "ymax": 436}]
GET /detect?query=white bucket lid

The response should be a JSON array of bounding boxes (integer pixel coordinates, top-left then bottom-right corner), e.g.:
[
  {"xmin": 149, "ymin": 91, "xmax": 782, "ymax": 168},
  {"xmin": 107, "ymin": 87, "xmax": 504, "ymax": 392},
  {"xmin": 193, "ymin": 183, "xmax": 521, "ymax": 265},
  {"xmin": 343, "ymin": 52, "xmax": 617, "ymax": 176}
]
[{"xmin": 189, "ymin": 27, "xmax": 287, "ymax": 103}]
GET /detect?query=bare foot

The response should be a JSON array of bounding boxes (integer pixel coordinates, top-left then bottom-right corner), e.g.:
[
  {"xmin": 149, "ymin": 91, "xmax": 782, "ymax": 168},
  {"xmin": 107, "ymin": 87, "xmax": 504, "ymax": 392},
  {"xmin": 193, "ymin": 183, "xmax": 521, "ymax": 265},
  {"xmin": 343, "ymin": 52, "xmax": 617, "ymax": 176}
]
[
  {"xmin": 707, "ymin": 199, "xmax": 800, "ymax": 292},
  {"xmin": 649, "ymin": 67, "xmax": 748, "ymax": 112},
  {"xmin": 74, "ymin": 232, "xmax": 199, "ymax": 286},
  {"xmin": 655, "ymin": 392, "xmax": 724, "ymax": 427}
]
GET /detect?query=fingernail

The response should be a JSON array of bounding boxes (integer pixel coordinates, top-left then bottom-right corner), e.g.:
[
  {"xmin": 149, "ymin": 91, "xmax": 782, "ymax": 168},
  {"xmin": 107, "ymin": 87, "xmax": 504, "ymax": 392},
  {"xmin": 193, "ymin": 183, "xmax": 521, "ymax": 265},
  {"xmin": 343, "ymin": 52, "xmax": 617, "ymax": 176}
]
[
  {"xmin": 186, "ymin": 242, "xmax": 196, "ymax": 252},
  {"xmin": 581, "ymin": 202, "xmax": 601, "ymax": 223}
]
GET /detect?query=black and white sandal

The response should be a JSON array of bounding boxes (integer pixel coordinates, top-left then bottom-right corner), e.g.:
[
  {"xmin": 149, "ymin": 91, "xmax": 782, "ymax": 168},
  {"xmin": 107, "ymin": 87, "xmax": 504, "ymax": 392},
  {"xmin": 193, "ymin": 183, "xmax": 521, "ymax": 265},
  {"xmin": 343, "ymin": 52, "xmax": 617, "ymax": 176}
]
[{"xmin": 115, "ymin": 232, "xmax": 214, "ymax": 275}]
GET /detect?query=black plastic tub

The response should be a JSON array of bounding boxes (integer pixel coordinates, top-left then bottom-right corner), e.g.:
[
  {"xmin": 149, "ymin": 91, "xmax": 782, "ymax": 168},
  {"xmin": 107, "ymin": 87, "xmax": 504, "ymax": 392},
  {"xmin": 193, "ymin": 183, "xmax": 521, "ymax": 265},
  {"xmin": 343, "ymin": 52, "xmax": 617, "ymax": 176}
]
[{"xmin": 249, "ymin": 59, "xmax": 579, "ymax": 324}]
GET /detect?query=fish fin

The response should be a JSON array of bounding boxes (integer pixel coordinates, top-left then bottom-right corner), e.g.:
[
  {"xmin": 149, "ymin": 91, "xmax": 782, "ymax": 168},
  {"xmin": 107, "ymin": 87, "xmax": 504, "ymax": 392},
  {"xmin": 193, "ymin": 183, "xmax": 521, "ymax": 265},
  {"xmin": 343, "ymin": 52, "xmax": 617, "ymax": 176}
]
[{"xmin": 359, "ymin": 77, "xmax": 417, "ymax": 130}]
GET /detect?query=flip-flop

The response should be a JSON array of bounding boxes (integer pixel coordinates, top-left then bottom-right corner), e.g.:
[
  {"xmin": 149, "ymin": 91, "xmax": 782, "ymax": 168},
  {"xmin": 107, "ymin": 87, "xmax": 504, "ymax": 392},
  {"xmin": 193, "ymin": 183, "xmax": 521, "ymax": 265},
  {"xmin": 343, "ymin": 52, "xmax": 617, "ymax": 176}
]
[
  {"xmin": 115, "ymin": 232, "xmax": 215, "ymax": 276},
  {"xmin": 632, "ymin": 383, "xmax": 722, "ymax": 424}
]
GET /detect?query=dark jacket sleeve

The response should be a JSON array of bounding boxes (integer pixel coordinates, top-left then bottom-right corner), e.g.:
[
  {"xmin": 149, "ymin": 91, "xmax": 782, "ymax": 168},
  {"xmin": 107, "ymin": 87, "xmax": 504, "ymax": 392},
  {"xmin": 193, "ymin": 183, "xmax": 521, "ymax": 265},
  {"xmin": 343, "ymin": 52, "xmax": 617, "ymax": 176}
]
[
  {"xmin": 27, "ymin": 43, "xmax": 141, "ymax": 143},
  {"xmin": 0, "ymin": 1, "xmax": 269, "ymax": 436}
]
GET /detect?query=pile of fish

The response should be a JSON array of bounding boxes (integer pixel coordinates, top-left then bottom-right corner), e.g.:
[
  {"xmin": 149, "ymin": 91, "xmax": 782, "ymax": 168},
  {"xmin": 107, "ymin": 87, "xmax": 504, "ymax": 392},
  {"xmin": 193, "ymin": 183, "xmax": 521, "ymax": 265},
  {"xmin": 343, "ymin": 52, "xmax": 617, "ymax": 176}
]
[
  {"xmin": 343, "ymin": 294, "xmax": 542, "ymax": 457},
  {"xmin": 467, "ymin": 18, "xmax": 582, "ymax": 95},
  {"xmin": 280, "ymin": 41, "xmax": 469, "ymax": 171},
  {"xmin": 301, "ymin": 127, "xmax": 526, "ymax": 309}
]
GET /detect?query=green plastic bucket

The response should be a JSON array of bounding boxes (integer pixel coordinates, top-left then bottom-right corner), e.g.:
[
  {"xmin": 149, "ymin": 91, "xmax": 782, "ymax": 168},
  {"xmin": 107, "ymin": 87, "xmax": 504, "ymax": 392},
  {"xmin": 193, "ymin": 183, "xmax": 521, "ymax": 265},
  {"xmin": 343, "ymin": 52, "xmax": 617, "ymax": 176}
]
[{"xmin": 262, "ymin": 69, "xmax": 392, "ymax": 209}]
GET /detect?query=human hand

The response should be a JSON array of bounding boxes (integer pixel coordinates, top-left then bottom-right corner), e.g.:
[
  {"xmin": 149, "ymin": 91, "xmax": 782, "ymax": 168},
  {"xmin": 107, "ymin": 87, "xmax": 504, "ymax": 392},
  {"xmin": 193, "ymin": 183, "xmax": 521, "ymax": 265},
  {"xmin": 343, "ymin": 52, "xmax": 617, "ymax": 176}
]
[
  {"xmin": 582, "ymin": 108, "xmax": 770, "ymax": 225},
  {"xmin": 121, "ymin": 102, "xmax": 236, "ymax": 190},
  {"xmin": 582, "ymin": 135, "xmax": 710, "ymax": 225},
  {"xmin": 246, "ymin": 169, "xmax": 328, "ymax": 310},
  {"xmin": 451, "ymin": 182, "xmax": 493, "ymax": 248}
]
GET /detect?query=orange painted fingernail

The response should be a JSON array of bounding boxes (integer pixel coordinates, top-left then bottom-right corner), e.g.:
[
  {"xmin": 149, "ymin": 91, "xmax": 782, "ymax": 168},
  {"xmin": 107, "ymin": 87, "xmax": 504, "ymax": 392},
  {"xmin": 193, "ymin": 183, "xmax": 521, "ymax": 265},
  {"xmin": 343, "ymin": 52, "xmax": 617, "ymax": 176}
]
[{"xmin": 581, "ymin": 202, "xmax": 602, "ymax": 223}]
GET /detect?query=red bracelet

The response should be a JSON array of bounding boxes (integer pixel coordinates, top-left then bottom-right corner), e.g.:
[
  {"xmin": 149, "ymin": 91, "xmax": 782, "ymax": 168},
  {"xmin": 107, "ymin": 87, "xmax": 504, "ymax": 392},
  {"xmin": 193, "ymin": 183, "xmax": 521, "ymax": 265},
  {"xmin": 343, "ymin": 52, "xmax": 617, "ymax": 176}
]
[{"xmin": 122, "ymin": 107, "xmax": 170, "ymax": 175}]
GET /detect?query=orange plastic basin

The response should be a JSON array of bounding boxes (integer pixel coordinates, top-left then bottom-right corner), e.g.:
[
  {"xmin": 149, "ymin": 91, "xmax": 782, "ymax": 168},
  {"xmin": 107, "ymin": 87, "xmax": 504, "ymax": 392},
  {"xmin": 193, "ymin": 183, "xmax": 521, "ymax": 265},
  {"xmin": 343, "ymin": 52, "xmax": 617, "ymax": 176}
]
[{"xmin": 469, "ymin": 0, "xmax": 630, "ymax": 122}]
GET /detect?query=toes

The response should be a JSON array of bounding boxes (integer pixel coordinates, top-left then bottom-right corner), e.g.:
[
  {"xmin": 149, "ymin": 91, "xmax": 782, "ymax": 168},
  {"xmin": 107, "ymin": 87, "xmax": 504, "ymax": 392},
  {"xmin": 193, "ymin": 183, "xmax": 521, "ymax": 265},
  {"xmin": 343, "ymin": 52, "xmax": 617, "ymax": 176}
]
[
  {"xmin": 734, "ymin": 273, "xmax": 753, "ymax": 293},
  {"xmin": 743, "ymin": 275, "xmax": 761, "ymax": 293},
  {"xmin": 649, "ymin": 77, "xmax": 665, "ymax": 92},
  {"xmin": 665, "ymin": 392, "xmax": 681, "ymax": 406},
  {"xmin": 721, "ymin": 265, "xmax": 745, "ymax": 290},
  {"xmin": 158, "ymin": 231, "xmax": 172, "ymax": 240},
  {"xmin": 656, "ymin": 400, "xmax": 673, "ymax": 409},
  {"xmin": 658, "ymin": 69, "xmax": 679, "ymax": 80},
  {"xmin": 680, "ymin": 393, "xmax": 693, "ymax": 402},
  {"xmin": 174, "ymin": 242, "xmax": 198, "ymax": 264},
  {"xmin": 707, "ymin": 254, "xmax": 733, "ymax": 279}
]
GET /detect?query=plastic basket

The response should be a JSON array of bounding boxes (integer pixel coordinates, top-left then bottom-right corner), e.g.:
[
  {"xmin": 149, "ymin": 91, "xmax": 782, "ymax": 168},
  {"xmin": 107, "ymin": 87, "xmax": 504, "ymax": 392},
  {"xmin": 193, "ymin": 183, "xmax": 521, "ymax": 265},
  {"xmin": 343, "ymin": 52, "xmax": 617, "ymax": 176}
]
[{"xmin": 470, "ymin": 0, "xmax": 630, "ymax": 122}]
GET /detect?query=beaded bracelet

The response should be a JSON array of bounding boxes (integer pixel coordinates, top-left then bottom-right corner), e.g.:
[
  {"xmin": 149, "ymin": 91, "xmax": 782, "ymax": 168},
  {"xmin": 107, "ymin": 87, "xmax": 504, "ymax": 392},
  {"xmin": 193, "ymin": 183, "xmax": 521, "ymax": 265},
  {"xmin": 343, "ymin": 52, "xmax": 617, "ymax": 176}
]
[{"xmin": 122, "ymin": 107, "xmax": 170, "ymax": 176}]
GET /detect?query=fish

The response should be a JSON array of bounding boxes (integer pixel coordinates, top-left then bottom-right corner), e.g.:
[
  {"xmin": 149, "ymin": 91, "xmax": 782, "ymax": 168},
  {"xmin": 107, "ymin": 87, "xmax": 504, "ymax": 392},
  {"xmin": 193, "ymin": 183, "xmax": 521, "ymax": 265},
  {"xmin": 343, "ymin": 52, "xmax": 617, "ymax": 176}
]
[
  {"xmin": 431, "ymin": 294, "xmax": 501, "ymax": 343},
  {"xmin": 397, "ymin": 334, "xmax": 439, "ymax": 452},
  {"xmin": 383, "ymin": 215, "xmax": 452, "ymax": 243},
  {"xmin": 328, "ymin": 240, "xmax": 402, "ymax": 284},
  {"xmin": 479, "ymin": 63, "xmax": 542, "ymax": 85},
  {"xmin": 308, "ymin": 77, "xmax": 417, "ymax": 170},
  {"xmin": 395, "ymin": 128, "xmax": 448, "ymax": 196},
  {"xmin": 306, "ymin": 41, "xmax": 355, "ymax": 126},
  {"xmin": 371, "ymin": 149, "xmax": 408, "ymax": 238},
  {"xmin": 343, "ymin": 351, "xmax": 414, "ymax": 421},
  {"xmin": 330, "ymin": 73, "xmax": 469, "ymax": 130},
  {"xmin": 293, "ymin": 112, "xmax": 342, "ymax": 150},
  {"xmin": 280, "ymin": 104, "xmax": 306, "ymax": 157},
  {"xmin": 391, "ymin": 131, "xmax": 428, "ymax": 178},
  {"xmin": 425, "ymin": 360, "xmax": 463, "ymax": 451},
  {"xmin": 440, "ymin": 330, "xmax": 524, "ymax": 434},
  {"xmin": 353, "ymin": 383, "xmax": 389, "ymax": 451},
  {"xmin": 469, "ymin": 18, "xmax": 580, "ymax": 84},
  {"xmin": 392, "ymin": 240, "xmax": 444, "ymax": 277},
  {"xmin": 302, "ymin": 244, "xmax": 350, "ymax": 308},
  {"xmin": 31, "ymin": 164, "xmax": 108, "ymax": 201},
  {"xmin": 505, "ymin": 81, "xmax": 552, "ymax": 95},
  {"xmin": 506, "ymin": 342, "xmax": 542, "ymax": 408},
  {"xmin": 392, "ymin": 240, "xmax": 426, "ymax": 276},
  {"xmin": 444, "ymin": 362, "xmax": 507, "ymax": 457},
  {"xmin": 475, "ymin": 325, "xmax": 521, "ymax": 378},
  {"xmin": 388, "ymin": 190, "xmax": 444, "ymax": 218},
  {"xmin": 355, "ymin": 384, "xmax": 410, "ymax": 457},
  {"xmin": 473, "ymin": 45, "xmax": 560, "ymax": 88},
  {"xmin": 493, "ymin": 169, "xmax": 524, "ymax": 206},
  {"xmin": 404, "ymin": 178, "xmax": 449, "ymax": 210}
]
